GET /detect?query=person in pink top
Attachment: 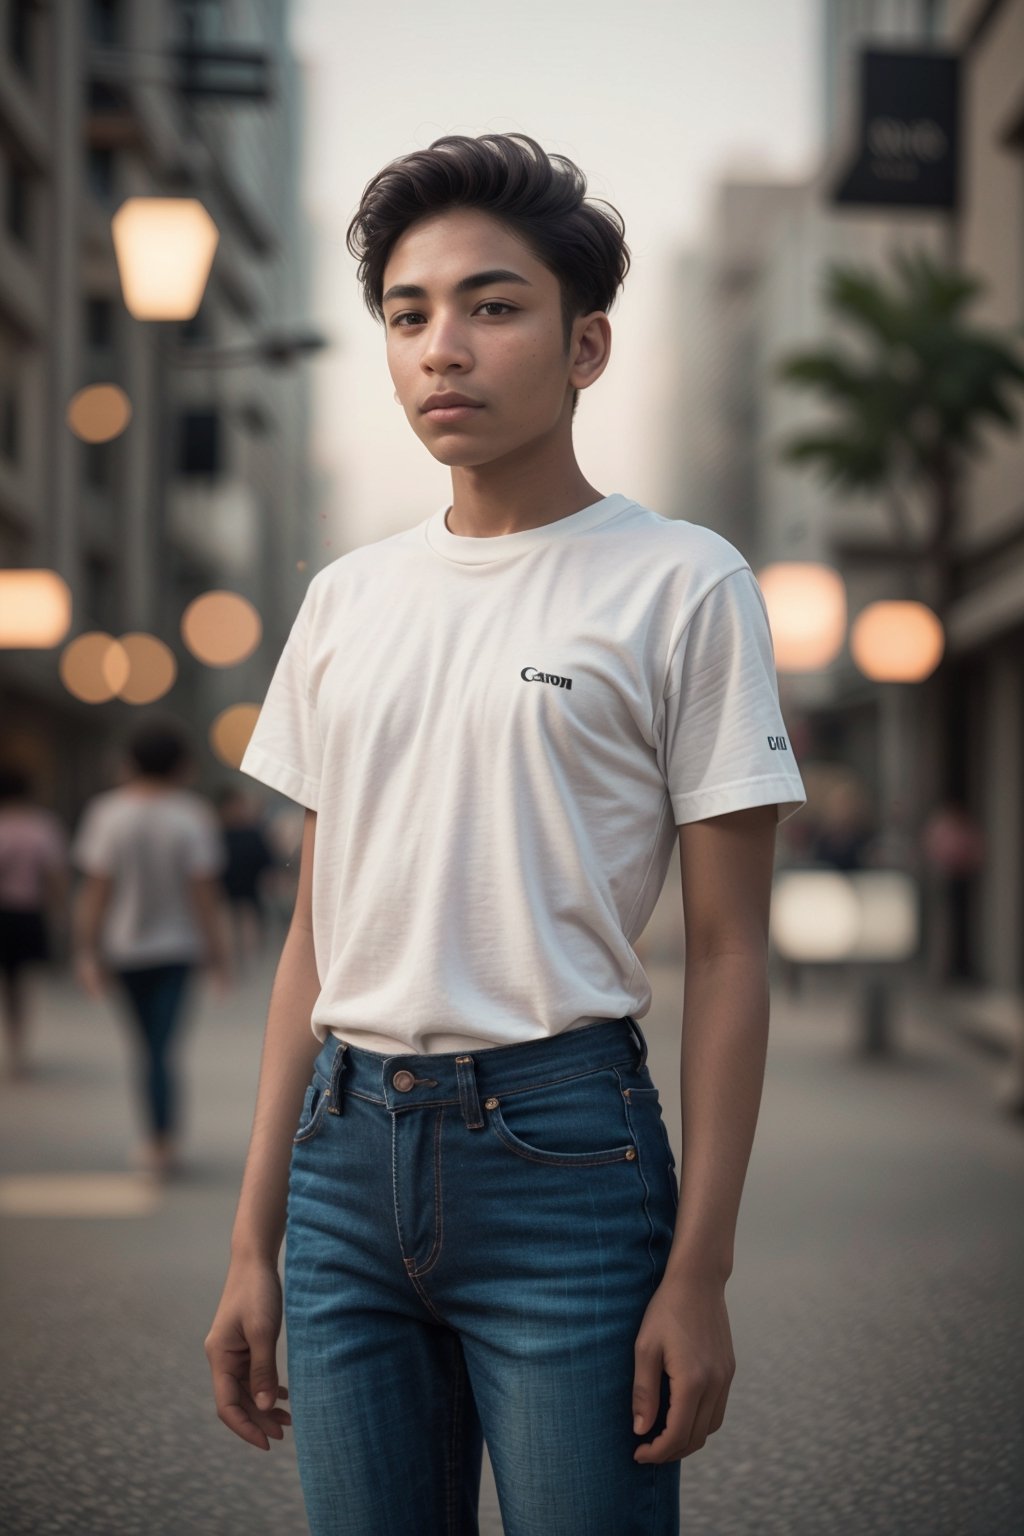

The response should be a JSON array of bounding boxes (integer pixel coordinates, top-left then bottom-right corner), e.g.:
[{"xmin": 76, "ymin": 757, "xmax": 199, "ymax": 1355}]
[{"xmin": 0, "ymin": 766, "xmax": 70, "ymax": 1079}]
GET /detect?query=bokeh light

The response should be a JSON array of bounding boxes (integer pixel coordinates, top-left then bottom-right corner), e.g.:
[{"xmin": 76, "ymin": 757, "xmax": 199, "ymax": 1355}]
[
  {"xmin": 756, "ymin": 562, "xmax": 847, "ymax": 672},
  {"xmin": 59, "ymin": 633, "xmax": 130, "ymax": 703},
  {"xmin": 771, "ymin": 869, "xmax": 919, "ymax": 962},
  {"xmin": 0, "ymin": 570, "xmax": 72, "ymax": 647},
  {"xmin": 180, "ymin": 591, "xmax": 262, "ymax": 667},
  {"xmin": 209, "ymin": 703, "xmax": 261, "ymax": 768},
  {"xmin": 850, "ymin": 600, "xmax": 945, "ymax": 682},
  {"xmin": 116, "ymin": 633, "xmax": 178, "ymax": 704},
  {"xmin": 111, "ymin": 196, "xmax": 220, "ymax": 321},
  {"xmin": 66, "ymin": 384, "xmax": 133, "ymax": 443},
  {"xmin": 770, "ymin": 869, "xmax": 862, "ymax": 961}
]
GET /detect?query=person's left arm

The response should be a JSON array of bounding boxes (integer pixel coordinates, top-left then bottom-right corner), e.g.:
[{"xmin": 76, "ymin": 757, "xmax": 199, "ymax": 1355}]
[
  {"xmin": 72, "ymin": 872, "xmax": 115, "ymax": 998},
  {"xmin": 631, "ymin": 800, "xmax": 777, "ymax": 1465}
]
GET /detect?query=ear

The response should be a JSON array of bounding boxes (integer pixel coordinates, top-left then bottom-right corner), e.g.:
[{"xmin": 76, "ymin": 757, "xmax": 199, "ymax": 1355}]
[{"xmin": 569, "ymin": 312, "xmax": 612, "ymax": 394}]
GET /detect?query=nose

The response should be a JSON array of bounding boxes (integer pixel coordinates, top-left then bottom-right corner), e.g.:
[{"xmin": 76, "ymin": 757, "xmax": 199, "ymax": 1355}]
[{"xmin": 418, "ymin": 312, "xmax": 472, "ymax": 375}]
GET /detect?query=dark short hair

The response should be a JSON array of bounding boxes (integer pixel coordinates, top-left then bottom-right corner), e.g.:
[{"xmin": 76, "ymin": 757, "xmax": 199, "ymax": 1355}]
[
  {"xmin": 125, "ymin": 721, "xmax": 193, "ymax": 779},
  {"xmin": 345, "ymin": 132, "xmax": 631, "ymax": 417}
]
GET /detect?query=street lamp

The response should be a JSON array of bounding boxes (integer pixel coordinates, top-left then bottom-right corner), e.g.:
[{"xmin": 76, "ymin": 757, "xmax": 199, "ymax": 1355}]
[{"xmin": 110, "ymin": 197, "xmax": 220, "ymax": 321}]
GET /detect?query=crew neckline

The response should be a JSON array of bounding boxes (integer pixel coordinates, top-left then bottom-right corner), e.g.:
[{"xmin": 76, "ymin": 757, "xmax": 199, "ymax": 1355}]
[{"xmin": 424, "ymin": 492, "xmax": 635, "ymax": 565}]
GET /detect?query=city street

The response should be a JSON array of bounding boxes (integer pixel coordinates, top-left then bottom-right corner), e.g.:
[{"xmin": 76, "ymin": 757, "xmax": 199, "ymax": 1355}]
[{"xmin": 2, "ymin": 934, "xmax": 1022, "ymax": 1535}]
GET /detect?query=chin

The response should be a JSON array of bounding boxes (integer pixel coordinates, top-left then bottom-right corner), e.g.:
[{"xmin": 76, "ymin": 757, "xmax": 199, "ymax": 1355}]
[{"xmin": 421, "ymin": 441, "xmax": 505, "ymax": 469}]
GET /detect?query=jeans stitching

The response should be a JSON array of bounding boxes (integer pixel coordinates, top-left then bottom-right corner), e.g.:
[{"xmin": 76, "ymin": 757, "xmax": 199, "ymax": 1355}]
[
  {"xmin": 292, "ymin": 1082, "xmax": 330, "ymax": 1144},
  {"xmin": 487, "ymin": 1110, "xmax": 634, "ymax": 1166},
  {"xmin": 392, "ymin": 1107, "xmax": 448, "ymax": 1303},
  {"xmin": 409, "ymin": 1107, "xmax": 446, "ymax": 1277},
  {"xmin": 617, "ymin": 1067, "xmax": 657, "ymax": 1280}
]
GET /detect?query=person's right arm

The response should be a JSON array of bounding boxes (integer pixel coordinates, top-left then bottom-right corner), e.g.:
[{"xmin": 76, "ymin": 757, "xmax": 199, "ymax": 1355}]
[{"xmin": 204, "ymin": 806, "xmax": 321, "ymax": 1451}]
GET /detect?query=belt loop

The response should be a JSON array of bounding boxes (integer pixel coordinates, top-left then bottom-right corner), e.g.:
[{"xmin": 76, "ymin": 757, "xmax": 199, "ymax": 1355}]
[
  {"xmin": 327, "ymin": 1040, "xmax": 348, "ymax": 1115},
  {"xmin": 454, "ymin": 1055, "xmax": 484, "ymax": 1130},
  {"xmin": 626, "ymin": 1016, "xmax": 648, "ymax": 1069}
]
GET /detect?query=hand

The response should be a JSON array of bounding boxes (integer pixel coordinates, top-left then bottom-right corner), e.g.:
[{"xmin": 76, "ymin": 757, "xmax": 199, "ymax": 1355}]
[
  {"xmin": 74, "ymin": 952, "xmax": 107, "ymax": 1000},
  {"xmin": 631, "ymin": 1272, "xmax": 736, "ymax": 1463},
  {"xmin": 205, "ymin": 1258, "xmax": 291, "ymax": 1452}
]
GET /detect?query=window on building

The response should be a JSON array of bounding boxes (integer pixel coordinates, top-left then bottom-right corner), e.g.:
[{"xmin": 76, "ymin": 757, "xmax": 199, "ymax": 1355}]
[
  {"xmin": 178, "ymin": 409, "xmax": 220, "ymax": 476},
  {"xmin": 9, "ymin": 0, "xmax": 34, "ymax": 77},
  {"xmin": 0, "ymin": 323, "xmax": 19, "ymax": 466},
  {"xmin": 0, "ymin": 388, "xmax": 18, "ymax": 466},
  {"xmin": 86, "ymin": 298, "xmax": 115, "ymax": 352},
  {"xmin": 83, "ymin": 551, "xmax": 115, "ymax": 627},
  {"xmin": 6, "ymin": 163, "xmax": 32, "ymax": 248},
  {"xmin": 179, "ymin": 304, "xmax": 213, "ymax": 346},
  {"xmin": 88, "ymin": 80, "xmax": 130, "ymax": 113},
  {"xmin": 84, "ymin": 441, "xmax": 113, "ymax": 491},
  {"xmin": 88, "ymin": 0, "xmax": 122, "ymax": 47},
  {"xmin": 86, "ymin": 146, "xmax": 116, "ymax": 205},
  {"xmin": 182, "ymin": 0, "xmax": 225, "ymax": 44}
]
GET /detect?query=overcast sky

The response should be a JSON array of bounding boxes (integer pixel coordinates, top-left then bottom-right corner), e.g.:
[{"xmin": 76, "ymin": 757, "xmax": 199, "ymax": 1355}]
[{"xmin": 289, "ymin": 0, "xmax": 822, "ymax": 554}]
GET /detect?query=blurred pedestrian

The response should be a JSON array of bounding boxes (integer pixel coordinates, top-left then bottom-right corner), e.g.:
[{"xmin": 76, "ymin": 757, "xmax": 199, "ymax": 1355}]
[
  {"xmin": 809, "ymin": 777, "xmax": 877, "ymax": 871},
  {"xmin": 214, "ymin": 785, "xmax": 277, "ymax": 973},
  {"xmin": 0, "ymin": 766, "xmax": 70, "ymax": 1080},
  {"xmin": 70, "ymin": 721, "xmax": 232, "ymax": 1179}
]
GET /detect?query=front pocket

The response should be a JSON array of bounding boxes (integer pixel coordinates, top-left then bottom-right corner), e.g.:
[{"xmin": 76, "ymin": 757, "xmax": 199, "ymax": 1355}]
[
  {"xmin": 484, "ymin": 1069, "xmax": 637, "ymax": 1167},
  {"xmin": 292, "ymin": 1073, "xmax": 330, "ymax": 1145},
  {"xmin": 623, "ymin": 1084, "xmax": 677, "ymax": 1174}
]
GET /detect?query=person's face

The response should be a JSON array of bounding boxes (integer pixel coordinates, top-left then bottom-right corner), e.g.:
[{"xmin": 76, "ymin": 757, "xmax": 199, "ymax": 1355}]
[{"xmin": 382, "ymin": 207, "xmax": 610, "ymax": 467}]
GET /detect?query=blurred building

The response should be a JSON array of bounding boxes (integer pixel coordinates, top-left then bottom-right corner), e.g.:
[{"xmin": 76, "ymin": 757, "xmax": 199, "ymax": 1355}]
[
  {"xmin": 668, "ymin": 0, "xmax": 1024, "ymax": 1006},
  {"xmin": 937, "ymin": 0, "xmax": 1024, "ymax": 1001},
  {"xmin": 0, "ymin": 0, "xmax": 318, "ymax": 821}
]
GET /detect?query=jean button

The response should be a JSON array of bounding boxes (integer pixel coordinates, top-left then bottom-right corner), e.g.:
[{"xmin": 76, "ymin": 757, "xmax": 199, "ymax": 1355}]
[{"xmin": 392, "ymin": 1070, "xmax": 416, "ymax": 1092}]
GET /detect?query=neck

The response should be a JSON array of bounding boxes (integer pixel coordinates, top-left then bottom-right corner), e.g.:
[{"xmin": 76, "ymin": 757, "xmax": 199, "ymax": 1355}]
[{"xmin": 446, "ymin": 437, "xmax": 603, "ymax": 538}]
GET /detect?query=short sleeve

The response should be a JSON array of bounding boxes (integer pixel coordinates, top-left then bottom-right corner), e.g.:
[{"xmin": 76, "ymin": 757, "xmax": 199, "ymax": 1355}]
[
  {"xmin": 657, "ymin": 566, "xmax": 807, "ymax": 826},
  {"xmin": 240, "ymin": 582, "xmax": 323, "ymax": 811},
  {"xmin": 183, "ymin": 801, "xmax": 227, "ymax": 877},
  {"xmin": 71, "ymin": 800, "xmax": 116, "ymax": 875}
]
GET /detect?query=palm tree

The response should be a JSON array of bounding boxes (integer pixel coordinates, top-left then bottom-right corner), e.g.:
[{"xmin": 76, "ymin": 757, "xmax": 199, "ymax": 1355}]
[{"xmin": 774, "ymin": 248, "xmax": 1024, "ymax": 620}]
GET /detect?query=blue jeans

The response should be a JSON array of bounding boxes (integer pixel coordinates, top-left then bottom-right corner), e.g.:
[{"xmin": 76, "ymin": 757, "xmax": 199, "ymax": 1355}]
[
  {"xmin": 284, "ymin": 1014, "xmax": 682, "ymax": 1535},
  {"xmin": 114, "ymin": 962, "xmax": 193, "ymax": 1135}
]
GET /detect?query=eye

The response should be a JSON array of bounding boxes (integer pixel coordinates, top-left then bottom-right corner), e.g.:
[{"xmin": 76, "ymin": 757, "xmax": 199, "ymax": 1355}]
[{"xmin": 388, "ymin": 302, "xmax": 516, "ymax": 328}]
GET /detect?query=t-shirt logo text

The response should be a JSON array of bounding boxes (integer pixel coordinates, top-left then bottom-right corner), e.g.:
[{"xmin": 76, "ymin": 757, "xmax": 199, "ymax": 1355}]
[
  {"xmin": 521, "ymin": 667, "xmax": 573, "ymax": 690},
  {"xmin": 767, "ymin": 735, "xmax": 788, "ymax": 751}
]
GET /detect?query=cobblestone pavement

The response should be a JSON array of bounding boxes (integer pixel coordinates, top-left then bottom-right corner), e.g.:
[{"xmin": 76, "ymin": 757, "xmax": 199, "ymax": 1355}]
[{"xmin": 2, "ymin": 922, "xmax": 1022, "ymax": 1534}]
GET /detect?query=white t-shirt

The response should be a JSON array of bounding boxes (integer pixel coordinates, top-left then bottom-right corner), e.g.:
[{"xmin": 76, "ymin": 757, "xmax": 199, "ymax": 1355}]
[
  {"xmin": 71, "ymin": 786, "xmax": 226, "ymax": 968},
  {"xmin": 241, "ymin": 492, "xmax": 808, "ymax": 1054}
]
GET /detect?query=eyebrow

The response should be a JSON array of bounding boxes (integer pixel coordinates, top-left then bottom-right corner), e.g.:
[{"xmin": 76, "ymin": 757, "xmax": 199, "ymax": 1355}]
[{"xmin": 381, "ymin": 269, "xmax": 533, "ymax": 305}]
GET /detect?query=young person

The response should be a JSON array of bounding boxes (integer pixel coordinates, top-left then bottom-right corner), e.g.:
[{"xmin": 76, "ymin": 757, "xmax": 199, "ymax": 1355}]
[
  {"xmin": 72, "ymin": 721, "xmax": 231, "ymax": 1178},
  {"xmin": 204, "ymin": 132, "xmax": 807, "ymax": 1535}
]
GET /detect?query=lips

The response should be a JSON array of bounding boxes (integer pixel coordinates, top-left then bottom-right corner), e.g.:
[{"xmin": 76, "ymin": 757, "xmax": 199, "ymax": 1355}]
[{"xmin": 420, "ymin": 395, "xmax": 483, "ymax": 412}]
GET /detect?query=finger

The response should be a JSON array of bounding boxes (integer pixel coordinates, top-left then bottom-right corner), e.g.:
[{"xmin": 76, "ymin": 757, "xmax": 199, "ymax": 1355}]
[
  {"xmin": 247, "ymin": 1339, "xmax": 280, "ymax": 1412},
  {"xmin": 680, "ymin": 1389, "xmax": 718, "ymax": 1460},
  {"xmin": 212, "ymin": 1370, "xmax": 272, "ymax": 1450},
  {"xmin": 239, "ymin": 1380, "xmax": 289, "ymax": 1439},
  {"xmin": 634, "ymin": 1371, "xmax": 699, "ymax": 1464},
  {"xmin": 631, "ymin": 1345, "xmax": 664, "ymax": 1435}
]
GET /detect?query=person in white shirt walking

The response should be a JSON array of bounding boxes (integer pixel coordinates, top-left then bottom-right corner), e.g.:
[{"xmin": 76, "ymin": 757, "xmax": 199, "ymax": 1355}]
[
  {"xmin": 204, "ymin": 132, "xmax": 807, "ymax": 1535},
  {"xmin": 72, "ymin": 721, "xmax": 231, "ymax": 1179}
]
